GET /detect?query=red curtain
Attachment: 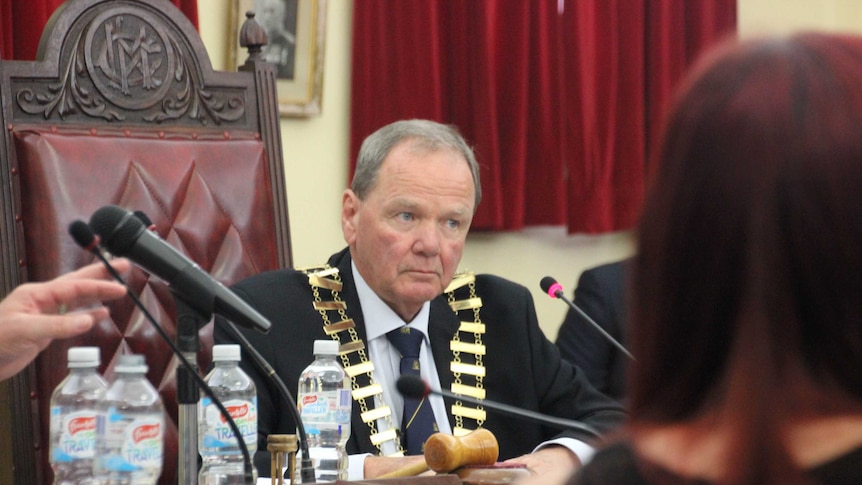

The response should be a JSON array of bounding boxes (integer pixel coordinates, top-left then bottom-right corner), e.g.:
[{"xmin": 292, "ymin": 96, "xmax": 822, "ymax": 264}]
[
  {"xmin": 351, "ymin": 0, "xmax": 736, "ymax": 234},
  {"xmin": 0, "ymin": 0, "xmax": 198, "ymax": 60}
]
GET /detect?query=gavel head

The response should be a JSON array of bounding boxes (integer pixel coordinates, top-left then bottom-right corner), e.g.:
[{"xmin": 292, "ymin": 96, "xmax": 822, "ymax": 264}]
[{"xmin": 423, "ymin": 428, "xmax": 499, "ymax": 473}]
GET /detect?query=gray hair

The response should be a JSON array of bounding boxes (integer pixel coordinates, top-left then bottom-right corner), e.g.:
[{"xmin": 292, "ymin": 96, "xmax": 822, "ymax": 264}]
[{"xmin": 351, "ymin": 119, "xmax": 482, "ymax": 210}]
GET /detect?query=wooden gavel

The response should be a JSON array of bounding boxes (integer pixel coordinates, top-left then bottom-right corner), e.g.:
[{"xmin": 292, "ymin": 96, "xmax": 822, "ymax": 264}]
[{"xmin": 377, "ymin": 428, "xmax": 499, "ymax": 478}]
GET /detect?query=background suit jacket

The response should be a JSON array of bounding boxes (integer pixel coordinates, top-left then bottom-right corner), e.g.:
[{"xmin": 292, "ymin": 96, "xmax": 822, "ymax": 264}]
[
  {"xmin": 555, "ymin": 259, "xmax": 630, "ymax": 401},
  {"xmin": 215, "ymin": 248, "xmax": 625, "ymax": 474}
]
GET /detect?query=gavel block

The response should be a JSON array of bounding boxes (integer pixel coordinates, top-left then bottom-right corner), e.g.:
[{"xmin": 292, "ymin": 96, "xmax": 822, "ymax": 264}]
[{"xmin": 454, "ymin": 464, "xmax": 531, "ymax": 484}]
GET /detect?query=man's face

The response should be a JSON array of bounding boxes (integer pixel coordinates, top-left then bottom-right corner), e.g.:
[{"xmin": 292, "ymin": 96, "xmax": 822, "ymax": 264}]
[
  {"xmin": 342, "ymin": 141, "xmax": 476, "ymax": 321},
  {"xmin": 254, "ymin": 0, "xmax": 285, "ymax": 33}
]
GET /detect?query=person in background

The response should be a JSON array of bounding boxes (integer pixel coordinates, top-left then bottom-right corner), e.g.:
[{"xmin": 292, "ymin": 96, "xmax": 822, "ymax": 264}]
[
  {"xmin": 0, "ymin": 259, "xmax": 129, "ymax": 381},
  {"xmin": 254, "ymin": 0, "xmax": 297, "ymax": 79},
  {"xmin": 555, "ymin": 259, "xmax": 630, "ymax": 401},
  {"xmin": 571, "ymin": 32, "xmax": 862, "ymax": 484},
  {"xmin": 215, "ymin": 119, "xmax": 625, "ymax": 483}
]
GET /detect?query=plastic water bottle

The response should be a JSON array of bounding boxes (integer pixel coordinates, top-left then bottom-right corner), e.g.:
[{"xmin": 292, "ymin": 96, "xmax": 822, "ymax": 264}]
[
  {"xmin": 296, "ymin": 340, "xmax": 352, "ymax": 482},
  {"xmin": 198, "ymin": 344, "xmax": 258, "ymax": 484},
  {"xmin": 96, "ymin": 354, "xmax": 164, "ymax": 484},
  {"xmin": 49, "ymin": 347, "xmax": 108, "ymax": 484}
]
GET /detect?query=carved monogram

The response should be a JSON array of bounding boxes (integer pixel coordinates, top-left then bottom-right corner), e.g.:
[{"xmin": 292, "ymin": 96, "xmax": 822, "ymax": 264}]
[{"xmin": 16, "ymin": 7, "xmax": 245, "ymax": 125}]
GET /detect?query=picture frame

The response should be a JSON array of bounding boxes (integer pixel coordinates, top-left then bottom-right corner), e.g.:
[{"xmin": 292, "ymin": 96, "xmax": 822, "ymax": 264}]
[{"xmin": 229, "ymin": 0, "xmax": 327, "ymax": 117}]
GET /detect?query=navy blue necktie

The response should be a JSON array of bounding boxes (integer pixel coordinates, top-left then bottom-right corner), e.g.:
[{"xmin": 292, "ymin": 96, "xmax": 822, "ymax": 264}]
[{"xmin": 387, "ymin": 326, "xmax": 437, "ymax": 455}]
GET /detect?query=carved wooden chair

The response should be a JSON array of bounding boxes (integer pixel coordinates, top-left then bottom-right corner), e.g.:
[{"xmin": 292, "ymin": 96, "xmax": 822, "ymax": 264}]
[{"xmin": 0, "ymin": 1, "xmax": 291, "ymax": 483}]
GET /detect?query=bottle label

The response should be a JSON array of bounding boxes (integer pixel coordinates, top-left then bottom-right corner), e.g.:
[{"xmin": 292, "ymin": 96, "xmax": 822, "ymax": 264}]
[
  {"xmin": 300, "ymin": 393, "xmax": 330, "ymax": 420},
  {"xmin": 101, "ymin": 409, "xmax": 163, "ymax": 472},
  {"xmin": 50, "ymin": 408, "xmax": 98, "ymax": 462},
  {"xmin": 300, "ymin": 389, "xmax": 352, "ymax": 429},
  {"xmin": 200, "ymin": 397, "xmax": 258, "ymax": 450}
]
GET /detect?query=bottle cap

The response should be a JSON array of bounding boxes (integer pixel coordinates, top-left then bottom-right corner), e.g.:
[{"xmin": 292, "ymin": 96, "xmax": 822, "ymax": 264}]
[
  {"xmin": 212, "ymin": 344, "xmax": 241, "ymax": 361},
  {"xmin": 313, "ymin": 340, "xmax": 339, "ymax": 356},
  {"xmin": 67, "ymin": 346, "xmax": 100, "ymax": 368},
  {"xmin": 115, "ymin": 354, "xmax": 148, "ymax": 373}
]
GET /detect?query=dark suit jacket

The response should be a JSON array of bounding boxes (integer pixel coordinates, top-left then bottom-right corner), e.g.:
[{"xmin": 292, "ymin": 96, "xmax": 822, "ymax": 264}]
[
  {"xmin": 555, "ymin": 260, "xmax": 629, "ymax": 401},
  {"xmin": 215, "ymin": 248, "xmax": 625, "ymax": 474}
]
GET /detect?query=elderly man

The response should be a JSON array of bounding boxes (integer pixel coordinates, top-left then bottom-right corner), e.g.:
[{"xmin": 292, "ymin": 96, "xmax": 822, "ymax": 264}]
[{"xmin": 215, "ymin": 119, "xmax": 625, "ymax": 483}]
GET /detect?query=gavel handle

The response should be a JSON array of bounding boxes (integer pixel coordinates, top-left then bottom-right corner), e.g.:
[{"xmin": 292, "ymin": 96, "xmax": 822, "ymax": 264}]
[{"xmin": 376, "ymin": 460, "xmax": 431, "ymax": 479}]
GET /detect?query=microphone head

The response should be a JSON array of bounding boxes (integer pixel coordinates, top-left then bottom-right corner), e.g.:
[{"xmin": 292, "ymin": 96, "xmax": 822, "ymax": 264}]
[
  {"xmin": 540, "ymin": 276, "xmax": 564, "ymax": 298},
  {"xmin": 68, "ymin": 220, "xmax": 100, "ymax": 252},
  {"xmin": 90, "ymin": 205, "xmax": 146, "ymax": 256},
  {"xmin": 396, "ymin": 375, "xmax": 431, "ymax": 399},
  {"xmin": 133, "ymin": 210, "xmax": 155, "ymax": 229}
]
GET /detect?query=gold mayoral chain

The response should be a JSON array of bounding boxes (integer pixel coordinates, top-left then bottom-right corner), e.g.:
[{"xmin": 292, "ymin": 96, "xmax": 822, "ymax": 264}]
[{"xmin": 301, "ymin": 265, "xmax": 488, "ymax": 456}]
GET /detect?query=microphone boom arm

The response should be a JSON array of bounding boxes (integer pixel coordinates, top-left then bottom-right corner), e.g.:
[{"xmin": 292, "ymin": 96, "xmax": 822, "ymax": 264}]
[
  {"xmin": 559, "ymin": 292, "xmax": 635, "ymax": 361},
  {"xmin": 435, "ymin": 386, "xmax": 601, "ymax": 438},
  {"xmin": 541, "ymin": 276, "xmax": 635, "ymax": 361}
]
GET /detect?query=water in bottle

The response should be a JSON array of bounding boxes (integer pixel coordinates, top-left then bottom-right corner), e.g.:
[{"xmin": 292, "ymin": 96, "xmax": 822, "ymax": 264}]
[
  {"xmin": 198, "ymin": 344, "xmax": 258, "ymax": 484},
  {"xmin": 49, "ymin": 346, "xmax": 108, "ymax": 484},
  {"xmin": 96, "ymin": 354, "xmax": 165, "ymax": 484},
  {"xmin": 297, "ymin": 340, "xmax": 352, "ymax": 482}
]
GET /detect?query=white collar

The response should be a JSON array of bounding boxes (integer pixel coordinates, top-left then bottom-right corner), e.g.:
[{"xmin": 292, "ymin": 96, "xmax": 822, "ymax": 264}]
[{"xmin": 351, "ymin": 261, "xmax": 431, "ymax": 342}]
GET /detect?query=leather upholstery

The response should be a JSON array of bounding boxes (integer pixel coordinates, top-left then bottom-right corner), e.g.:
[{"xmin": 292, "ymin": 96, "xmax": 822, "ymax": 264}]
[{"xmin": 0, "ymin": 1, "xmax": 291, "ymax": 483}]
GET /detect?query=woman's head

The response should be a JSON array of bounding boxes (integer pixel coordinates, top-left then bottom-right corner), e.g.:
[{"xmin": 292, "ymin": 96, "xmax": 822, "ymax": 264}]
[{"xmin": 631, "ymin": 32, "xmax": 862, "ymax": 439}]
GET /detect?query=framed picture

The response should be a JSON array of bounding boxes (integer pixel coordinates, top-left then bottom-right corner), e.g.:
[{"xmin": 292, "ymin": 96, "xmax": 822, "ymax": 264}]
[{"xmin": 230, "ymin": 0, "xmax": 327, "ymax": 117}]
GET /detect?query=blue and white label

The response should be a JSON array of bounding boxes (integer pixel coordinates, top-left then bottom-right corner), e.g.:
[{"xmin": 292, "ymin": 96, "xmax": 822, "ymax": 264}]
[
  {"xmin": 200, "ymin": 397, "xmax": 258, "ymax": 450},
  {"xmin": 50, "ymin": 408, "xmax": 98, "ymax": 462}
]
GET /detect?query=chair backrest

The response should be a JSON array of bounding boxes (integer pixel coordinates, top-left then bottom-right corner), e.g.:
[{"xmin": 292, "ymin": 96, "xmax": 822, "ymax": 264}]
[{"xmin": 0, "ymin": 1, "xmax": 291, "ymax": 483}]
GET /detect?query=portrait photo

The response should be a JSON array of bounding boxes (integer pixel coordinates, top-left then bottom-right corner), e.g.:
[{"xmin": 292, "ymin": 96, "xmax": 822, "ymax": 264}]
[
  {"xmin": 254, "ymin": 0, "xmax": 298, "ymax": 80},
  {"xmin": 231, "ymin": 0, "xmax": 327, "ymax": 117}
]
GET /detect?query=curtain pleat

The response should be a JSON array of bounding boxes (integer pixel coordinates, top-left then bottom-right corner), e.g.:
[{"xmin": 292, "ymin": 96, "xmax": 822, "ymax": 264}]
[{"xmin": 351, "ymin": 0, "xmax": 736, "ymax": 234}]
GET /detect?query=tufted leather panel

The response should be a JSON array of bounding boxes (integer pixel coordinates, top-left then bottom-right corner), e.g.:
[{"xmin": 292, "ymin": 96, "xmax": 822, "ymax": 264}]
[{"xmin": 14, "ymin": 126, "xmax": 281, "ymax": 483}]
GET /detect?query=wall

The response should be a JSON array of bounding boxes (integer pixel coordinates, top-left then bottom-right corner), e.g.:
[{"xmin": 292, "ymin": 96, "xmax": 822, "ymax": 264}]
[{"xmin": 738, "ymin": 0, "xmax": 862, "ymax": 35}]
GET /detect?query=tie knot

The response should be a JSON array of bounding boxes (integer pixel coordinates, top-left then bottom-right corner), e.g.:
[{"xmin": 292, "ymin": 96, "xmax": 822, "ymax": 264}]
[{"xmin": 387, "ymin": 327, "xmax": 424, "ymax": 359}]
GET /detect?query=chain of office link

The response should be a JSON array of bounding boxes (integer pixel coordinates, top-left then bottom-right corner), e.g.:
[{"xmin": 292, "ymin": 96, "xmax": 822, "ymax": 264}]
[{"xmin": 447, "ymin": 278, "xmax": 486, "ymax": 432}]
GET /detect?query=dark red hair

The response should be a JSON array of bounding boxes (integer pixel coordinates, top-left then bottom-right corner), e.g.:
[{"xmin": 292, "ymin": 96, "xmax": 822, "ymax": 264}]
[{"xmin": 630, "ymin": 33, "xmax": 862, "ymax": 483}]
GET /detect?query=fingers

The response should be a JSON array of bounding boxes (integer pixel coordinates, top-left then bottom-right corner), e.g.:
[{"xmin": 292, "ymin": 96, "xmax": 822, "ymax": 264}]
[
  {"xmin": 30, "ymin": 310, "xmax": 104, "ymax": 341},
  {"xmin": 33, "ymin": 279, "xmax": 127, "ymax": 314},
  {"xmin": 56, "ymin": 258, "xmax": 131, "ymax": 282},
  {"xmin": 10, "ymin": 261, "xmax": 129, "ymax": 316},
  {"xmin": 3, "ymin": 307, "xmax": 106, "ymax": 351}
]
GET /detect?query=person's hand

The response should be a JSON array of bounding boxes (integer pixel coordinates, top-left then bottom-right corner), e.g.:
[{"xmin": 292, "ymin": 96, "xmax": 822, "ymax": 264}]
[
  {"xmin": 505, "ymin": 445, "xmax": 581, "ymax": 485},
  {"xmin": 0, "ymin": 259, "xmax": 130, "ymax": 380}
]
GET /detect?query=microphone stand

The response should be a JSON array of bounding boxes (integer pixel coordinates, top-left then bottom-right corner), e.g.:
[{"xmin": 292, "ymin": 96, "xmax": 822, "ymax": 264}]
[{"xmin": 174, "ymin": 295, "xmax": 205, "ymax": 485}]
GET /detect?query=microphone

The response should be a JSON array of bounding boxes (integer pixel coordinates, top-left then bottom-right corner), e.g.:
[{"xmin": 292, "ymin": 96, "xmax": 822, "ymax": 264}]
[
  {"xmin": 88, "ymin": 205, "xmax": 271, "ymax": 334},
  {"xmin": 540, "ymin": 276, "xmax": 635, "ymax": 361},
  {"xmin": 133, "ymin": 210, "xmax": 157, "ymax": 231},
  {"xmin": 396, "ymin": 375, "xmax": 601, "ymax": 439},
  {"xmin": 69, "ymin": 219, "xmax": 102, "ymax": 252},
  {"xmin": 69, "ymin": 220, "xmax": 256, "ymax": 483}
]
